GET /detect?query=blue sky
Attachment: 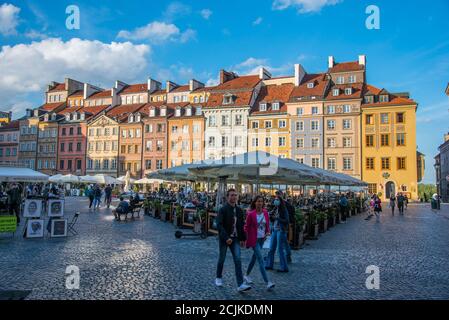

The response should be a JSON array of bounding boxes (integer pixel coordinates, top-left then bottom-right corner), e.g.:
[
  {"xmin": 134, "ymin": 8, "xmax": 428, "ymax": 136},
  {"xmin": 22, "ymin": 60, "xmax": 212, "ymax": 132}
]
[{"xmin": 1, "ymin": 0, "xmax": 448, "ymax": 183}]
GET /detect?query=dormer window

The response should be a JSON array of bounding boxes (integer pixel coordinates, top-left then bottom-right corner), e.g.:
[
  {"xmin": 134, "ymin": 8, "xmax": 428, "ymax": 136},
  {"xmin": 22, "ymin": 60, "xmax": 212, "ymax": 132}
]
[
  {"xmin": 73, "ymin": 113, "xmax": 78, "ymax": 121},
  {"xmin": 200, "ymin": 96, "xmax": 205, "ymax": 103},
  {"xmin": 136, "ymin": 113, "xmax": 141, "ymax": 122},
  {"xmin": 194, "ymin": 96, "xmax": 199, "ymax": 103},
  {"xmin": 149, "ymin": 109, "xmax": 155, "ymax": 117},
  {"xmin": 379, "ymin": 94, "xmax": 389, "ymax": 103},
  {"xmin": 34, "ymin": 110, "xmax": 39, "ymax": 117},
  {"xmin": 259, "ymin": 103, "xmax": 267, "ymax": 111},
  {"xmin": 51, "ymin": 113, "xmax": 56, "ymax": 121},
  {"xmin": 175, "ymin": 108, "xmax": 181, "ymax": 117},
  {"xmin": 345, "ymin": 88, "xmax": 353, "ymax": 95},
  {"xmin": 80, "ymin": 113, "xmax": 85, "ymax": 120},
  {"xmin": 195, "ymin": 107, "xmax": 202, "ymax": 116},
  {"xmin": 336, "ymin": 76, "xmax": 345, "ymax": 85},
  {"xmin": 128, "ymin": 114, "xmax": 134, "ymax": 123},
  {"xmin": 44, "ymin": 114, "xmax": 49, "ymax": 121},
  {"xmin": 332, "ymin": 89, "xmax": 340, "ymax": 96},
  {"xmin": 307, "ymin": 82, "xmax": 315, "ymax": 89},
  {"xmin": 272, "ymin": 102, "xmax": 280, "ymax": 111},
  {"xmin": 186, "ymin": 107, "xmax": 192, "ymax": 116},
  {"xmin": 160, "ymin": 108, "xmax": 167, "ymax": 117},
  {"xmin": 364, "ymin": 95, "xmax": 374, "ymax": 104},
  {"xmin": 65, "ymin": 114, "xmax": 70, "ymax": 121},
  {"xmin": 223, "ymin": 94, "xmax": 234, "ymax": 105},
  {"xmin": 348, "ymin": 75, "xmax": 356, "ymax": 83}
]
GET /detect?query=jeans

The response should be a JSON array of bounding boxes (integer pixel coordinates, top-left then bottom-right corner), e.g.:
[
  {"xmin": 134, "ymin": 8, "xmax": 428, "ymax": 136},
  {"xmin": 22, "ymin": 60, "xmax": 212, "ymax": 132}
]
[
  {"xmin": 88, "ymin": 196, "xmax": 94, "ymax": 208},
  {"xmin": 93, "ymin": 197, "xmax": 101, "ymax": 209},
  {"xmin": 283, "ymin": 232, "xmax": 291, "ymax": 257},
  {"xmin": 216, "ymin": 238, "xmax": 244, "ymax": 286},
  {"xmin": 246, "ymin": 238, "xmax": 269, "ymax": 283},
  {"xmin": 265, "ymin": 229, "xmax": 288, "ymax": 271},
  {"xmin": 398, "ymin": 204, "xmax": 404, "ymax": 214}
]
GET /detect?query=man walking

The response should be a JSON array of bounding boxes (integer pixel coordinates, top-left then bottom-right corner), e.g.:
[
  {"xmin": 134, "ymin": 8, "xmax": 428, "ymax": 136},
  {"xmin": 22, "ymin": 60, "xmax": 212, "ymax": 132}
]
[
  {"xmin": 104, "ymin": 184, "xmax": 113, "ymax": 209},
  {"xmin": 275, "ymin": 190, "xmax": 293, "ymax": 263},
  {"xmin": 215, "ymin": 189, "xmax": 251, "ymax": 292},
  {"xmin": 339, "ymin": 194, "xmax": 349, "ymax": 223},
  {"xmin": 7, "ymin": 183, "xmax": 22, "ymax": 225},
  {"xmin": 389, "ymin": 193, "xmax": 396, "ymax": 216},
  {"xmin": 397, "ymin": 193, "xmax": 405, "ymax": 215}
]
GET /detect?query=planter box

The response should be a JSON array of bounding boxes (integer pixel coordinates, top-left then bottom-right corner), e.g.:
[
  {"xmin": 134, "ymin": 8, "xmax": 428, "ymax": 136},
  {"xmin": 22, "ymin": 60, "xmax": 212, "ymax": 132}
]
[
  {"xmin": 160, "ymin": 210, "xmax": 167, "ymax": 222},
  {"xmin": 307, "ymin": 224, "xmax": 319, "ymax": 239},
  {"xmin": 319, "ymin": 219, "xmax": 328, "ymax": 233}
]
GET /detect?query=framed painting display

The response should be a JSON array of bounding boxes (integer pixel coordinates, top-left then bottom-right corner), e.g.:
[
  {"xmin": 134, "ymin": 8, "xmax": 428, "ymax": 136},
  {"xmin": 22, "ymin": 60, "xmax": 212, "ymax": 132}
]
[
  {"xmin": 48, "ymin": 199, "xmax": 64, "ymax": 217},
  {"xmin": 50, "ymin": 219, "xmax": 68, "ymax": 238},
  {"xmin": 26, "ymin": 219, "xmax": 44, "ymax": 238},
  {"xmin": 23, "ymin": 199, "xmax": 42, "ymax": 218}
]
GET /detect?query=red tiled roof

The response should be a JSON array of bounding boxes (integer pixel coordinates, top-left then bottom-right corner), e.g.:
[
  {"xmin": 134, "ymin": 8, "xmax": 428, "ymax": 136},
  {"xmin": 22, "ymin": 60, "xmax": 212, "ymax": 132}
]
[
  {"xmin": 120, "ymin": 83, "xmax": 148, "ymax": 94},
  {"xmin": 206, "ymin": 91, "xmax": 254, "ymax": 108},
  {"xmin": 250, "ymin": 83, "xmax": 294, "ymax": 115},
  {"xmin": 191, "ymin": 86, "xmax": 217, "ymax": 93},
  {"xmin": 171, "ymin": 85, "xmax": 190, "ymax": 93},
  {"xmin": 325, "ymin": 83, "xmax": 364, "ymax": 101},
  {"xmin": 39, "ymin": 102, "xmax": 66, "ymax": 112},
  {"xmin": 86, "ymin": 90, "xmax": 112, "ymax": 99},
  {"xmin": 213, "ymin": 75, "xmax": 260, "ymax": 91},
  {"xmin": 57, "ymin": 106, "xmax": 83, "ymax": 115},
  {"xmin": 289, "ymin": 73, "xmax": 329, "ymax": 100},
  {"xmin": 48, "ymin": 83, "xmax": 65, "ymax": 92},
  {"xmin": 82, "ymin": 105, "xmax": 110, "ymax": 117},
  {"xmin": 140, "ymin": 102, "xmax": 187, "ymax": 117},
  {"xmin": 149, "ymin": 89, "xmax": 166, "ymax": 96},
  {"xmin": 329, "ymin": 61, "xmax": 365, "ymax": 73},
  {"xmin": 362, "ymin": 84, "xmax": 416, "ymax": 107},
  {"xmin": 106, "ymin": 104, "xmax": 146, "ymax": 119},
  {"xmin": 364, "ymin": 84, "xmax": 382, "ymax": 95}
]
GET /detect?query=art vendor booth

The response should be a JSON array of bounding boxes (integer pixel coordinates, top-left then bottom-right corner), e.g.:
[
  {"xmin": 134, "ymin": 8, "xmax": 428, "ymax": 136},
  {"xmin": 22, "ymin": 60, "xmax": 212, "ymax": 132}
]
[
  {"xmin": 146, "ymin": 152, "xmax": 368, "ymax": 245},
  {"xmin": 0, "ymin": 167, "xmax": 70, "ymax": 239}
]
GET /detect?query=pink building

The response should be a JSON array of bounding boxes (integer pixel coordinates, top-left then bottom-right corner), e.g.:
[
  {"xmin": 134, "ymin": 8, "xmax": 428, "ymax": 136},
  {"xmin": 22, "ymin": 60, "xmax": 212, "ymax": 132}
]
[{"xmin": 0, "ymin": 120, "xmax": 20, "ymax": 164}]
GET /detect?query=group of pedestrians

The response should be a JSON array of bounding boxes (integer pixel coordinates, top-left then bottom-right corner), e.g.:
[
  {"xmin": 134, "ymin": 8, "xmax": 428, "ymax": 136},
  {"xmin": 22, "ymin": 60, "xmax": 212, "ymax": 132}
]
[
  {"xmin": 86, "ymin": 184, "xmax": 113, "ymax": 211},
  {"xmin": 365, "ymin": 193, "xmax": 408, "ymax": 221},
  {"xmin": 215, "ymin": 189, "xmax": 293, "ymax": 293},
  {"xmin": 389, "ymin": 193, "xmax": 408, "ymax": 215}
]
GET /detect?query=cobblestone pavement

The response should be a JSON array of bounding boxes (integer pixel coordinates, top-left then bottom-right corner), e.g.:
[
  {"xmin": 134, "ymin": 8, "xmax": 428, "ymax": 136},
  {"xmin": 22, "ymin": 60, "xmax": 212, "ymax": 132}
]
[{"xmin": 1, "ymin": 198, "xmax": 448, "ymax": 300}]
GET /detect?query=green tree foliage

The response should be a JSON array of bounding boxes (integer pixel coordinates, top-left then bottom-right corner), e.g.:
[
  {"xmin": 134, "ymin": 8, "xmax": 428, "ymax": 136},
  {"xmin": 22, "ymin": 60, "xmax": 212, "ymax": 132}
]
[{"xmin": 418, "ymin": 184, "xmax": 437, "ymax": 202}]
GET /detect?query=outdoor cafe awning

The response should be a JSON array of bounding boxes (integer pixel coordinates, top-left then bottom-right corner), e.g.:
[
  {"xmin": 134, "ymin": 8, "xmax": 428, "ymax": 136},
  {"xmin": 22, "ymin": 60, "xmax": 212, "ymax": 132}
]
[{"xmin": 0, "ymin": 167, "xmax": 49, "ymax": 183}]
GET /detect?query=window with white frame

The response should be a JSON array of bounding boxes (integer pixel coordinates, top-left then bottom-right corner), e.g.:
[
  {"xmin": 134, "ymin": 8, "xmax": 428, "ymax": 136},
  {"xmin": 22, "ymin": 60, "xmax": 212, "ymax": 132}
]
[
  {"xmin": 296, "ymin": 121, "xmax": 304, "ymax": 131},
  {"xmin": 223, "ymin": 94, "xmax": 233, "ymax": 104},
  {"xmin": 345, "ymin": 88, "xmax": 353, "ymax": 95},
  {"xmin": 259, "ymin": 103, "xmax": 267, "ymax": 111},
  {"xmin": 193, "ymin": 123, "xmax": 200, "ymax": 133},
  {"xmin": 252, "ymin": 137, "xmax": 259, "ymax": 147},
  {"xmin": 327, "ymin": 120, "xmax": 336, "ymax": 130},
  {"xmin": 307, "ymin": 82, "xmax": 314, "ymax": 88},
  {"xmin": 183, "ymin": 125, "xmax": 189, "ymax": 134},
  {"xmin": 343, "ymin": 137, "xmax": 352, "ymax": 148},
  {"xmin": 327, "ymin": 105, "xmax": 335, "ymax": 114},
  {"xmin": 251, "ymin": 121, "xmax": 259, "ymax": 129},
  {"xmin": 296, "ymin": 138, "xmax": 304, "ymax": 148},
  {"xmin": 296, "ymin": 107, "xmax": 303, "ymax": 116},
  {"xmin": 327, "ymin": 137, "xmax": 336, "ymax": 148},
  {"xmin": 235, "ymin": 114, "xmax": 243, "ymax": 126},
  {"xmin": 311, "ymin": 120, "xmax": 319, "ymax": 131},
  {"xmin": 222, "ymin": 115, "xmax": 230, "ymax": 126},
  {"xmin": 343, "ymin": 157, "xmax": 352, "ymax": 170},
  {"xmin": 265, "ymin": 137, "xmax": 271, "ymax": 147},
  {"xmin": 265, "ymin": 120, "xmax": 272, "ymax": 129},
  {"xmin": 193, "ymin": 140, "xmax": 200, "ymax": 151},
  {"xmin": 278, "ymin": 120, "xmax": 286, "ymax": 128},
  {"xmin": 343, "ymin": 119, "xmax": 351, "ymax": 129},
  {"xmin": 175, "ymin": 108, "xmax": 181, "ymax": 117},
  {"xmin": 336, "ymin": 76, "xmax": 344, "ymax": 84},
  {"xmin": 195, "ymin": 107, "xmax": 202, "ymax": 116},
  {"xmin": 272, "ymin": 102, "xmax": 280, "ymax": 110},
  {"xmin": 343, "ymin": 105, "xmax": 351, "ymax": 113},
  {"xmin": 327, "ymin": 158, "xmax": 336, "ymax": 170},
  {"xmin": 234, "ymin": 136, "xmax": 242, "ymax": 147},
  {"xmin": 221, "ymin": 136, "xmax": 229, "ymax": 147},
  {"xmin": 194, "ymin": 96, "xmax": 199, "ymax": 103},
  {"xmin": 311, "ymin": 138, "xmax": 319, "ymax": 148},
  {"xmin": 348, "ymin": 75, "xmax": 356, "ymax": 83},
  {"xmin": 278, "ymin": 137, "xmax": 286, "ymax": 147},
  {"xmin": 209, "ymin": 115, "xmax": 216, "ymax": 127},
  {"xmin": 160, "ymin": 108, "xmax": 166, "ymax": 116},
  {"xmin": 332, "ymin": 88, "xmax": 339, "ymax": 96},
  {"xmin": 311, "ymin": 158, "xmax": 320, "ymax": 168},
  {"xmin": 208, "ymin": 136, "xmax": 215, "ymax": 147},
  {"xmin": 296, "ymin": 157, "xmax": 304, "ymax": 164},
  {"xmin": 311, "ymin": 106, "xmax": 318, "ymax": 115}
]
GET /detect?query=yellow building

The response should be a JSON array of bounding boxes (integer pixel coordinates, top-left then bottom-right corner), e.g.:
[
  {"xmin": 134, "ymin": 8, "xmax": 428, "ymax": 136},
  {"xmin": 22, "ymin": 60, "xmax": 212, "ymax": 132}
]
[
  {"xmin": 248, "ymin": 82, "xmax": 294, "ymax": 159},
  {"xmin": 361, "ymin": 84, "xmax": 419, "ymax": 201},
  {"xmin": 0, "ymin": 111, "xmax": 12, "ymax": 124}
]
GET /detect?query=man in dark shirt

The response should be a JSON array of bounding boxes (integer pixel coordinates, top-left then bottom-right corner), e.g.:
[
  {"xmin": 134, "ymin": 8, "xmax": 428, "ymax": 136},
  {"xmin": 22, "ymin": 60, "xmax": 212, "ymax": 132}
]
[
  {"xmin": 215, "ymin": 189, "xmax": 251, "ymax": 292},
  {"xmin": 7, "ymin": 183, "xmax": 22, "ymax": 225},
  {"xmin": 397, "ymin": 193, "xmax": 405, "ymax": 215},
  {"xmin": 104, "ymin": 185, "xmax": 112, "ymax": 209},
  {"xmin": 113, "ymin": 197, "xmax": 129, "ymax": 221}
]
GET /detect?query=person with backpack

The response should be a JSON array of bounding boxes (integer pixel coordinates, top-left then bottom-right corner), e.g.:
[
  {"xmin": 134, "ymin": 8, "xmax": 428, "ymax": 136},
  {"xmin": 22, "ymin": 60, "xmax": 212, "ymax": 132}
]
[
  {"xmin": 104, "ymin": 184, "xmax": 113, "ymax": 209},
  {"xmin": 7, "ymin": 183, "xmax": 22, "ymax": 225},
  {"xmin": 86, "ymin": 185, "xmax": 94, "ymax": 209},
  {"xmin": 339, "ymin": 194, "xmax": 349, "ymax": 223},
  {"xmin": 397, "ymin": 193, "xmax": 405, "ymax": 215},
  {"xmin": 93, "ymin": 185, "xmax": 102, "ymax": 211}
]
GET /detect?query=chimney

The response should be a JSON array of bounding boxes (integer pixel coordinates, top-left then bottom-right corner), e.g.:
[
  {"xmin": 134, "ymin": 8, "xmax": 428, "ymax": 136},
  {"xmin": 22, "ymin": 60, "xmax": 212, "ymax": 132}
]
[
  {"xmin": 328, "ymin": 56, "xmax": 335, "ymax": 69},
  {"xmin": 359, "ymin": 55, "xmax": 366, "ymax": 66},
  {"xmin": 84, "ymin": 83, "xmax": 102, "ymax": 100},
  {"xmin": 259, "ymin": 67, "xmax": 272, "ymax": 80},
  {"xmin": 189, "ymin": 79, "xmax": 204, "ymax": 91},
  {"xmin": 219, "ymin": 69, "xmax": 237, "ymax": 84},
  {"xmin": 166, "ymin": 81, "xmax": 178, "ymax": 93},
  {"xmin": 148, "ymin": 78, "xmax": 161, "ymax": 93},
  {"xmin": 294, "ymin": 64, "xmax": 306, "ymax": 87}
]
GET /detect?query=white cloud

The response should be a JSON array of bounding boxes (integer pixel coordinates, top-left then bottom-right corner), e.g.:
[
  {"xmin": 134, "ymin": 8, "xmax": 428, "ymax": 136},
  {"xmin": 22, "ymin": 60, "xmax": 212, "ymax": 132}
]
[
  {"xmin": 0, "ymin": 38, "xmax": 150, "ymax": 115},
  {"xmin": 25, "ymin": 29, "xmax": 48, "ymax": 40},
  {"xmin": 253, "ymin": 17, "xmax": 263, "ymax": 26},
  {"xmin": 272, "ymin": 0, "xmax": 342, "ymax": 13},
  {"xmin": 200, "ymin": 9, "xmax": 212, "ymax": 20},
  {"xmin": 233, "ymin": 57, "xmax": 292, "ymax": 76},
  {"xmin": 206, "ymin": 77, "xmax": 219, "ymax": 87},
  {"xmin": 117, "ymin": 21, "xmax": 195, "ymax": 44},
  {"xmin": 0, "ymin": 3, "xmax": 20, "ymax": 36},
  {"xmin": 163, "ymin": 2, "xmax": 191, "ymax": 21}
]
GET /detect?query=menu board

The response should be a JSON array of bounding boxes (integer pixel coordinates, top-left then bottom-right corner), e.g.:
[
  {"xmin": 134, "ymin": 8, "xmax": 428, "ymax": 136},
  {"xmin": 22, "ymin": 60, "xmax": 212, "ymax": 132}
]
[{"xmin": 0, "ymin": 216, "xmax": 17, "ymax": 233}]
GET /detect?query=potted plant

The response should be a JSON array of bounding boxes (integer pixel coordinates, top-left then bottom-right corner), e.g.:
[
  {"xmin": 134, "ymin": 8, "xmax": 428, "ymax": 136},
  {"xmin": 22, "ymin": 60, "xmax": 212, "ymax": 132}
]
[
  {"xmin": 194, "ymin": 209, "xmax": 207, "ymax": 233},
  {"xmin": 294, "ymin": 208, "xmax": 306, "ymax": 248},
  {"xmin": 154, "ymin": 201, "xmax": 161, "ymax": 218},
  {"xmin": 143, "ymin": 198, "xmax": 151, "ymax": 216},
  {"xmin": 317, "ymin": 211, "xmax": 328, "ymax": 233},
  {"xmin": 327, "ymin": 207, "xmax": 336, "ymax": 228},
  {"xmin": 160, "ymin": 203, "xmax": 170, "ymax": 221},
  {"xmin": 306, "ymin": 210, "xmax": 319, "ymax": 240},
  {"xmin": 174, "ymin": 205, "xmax": 183, "ymax": 227}
]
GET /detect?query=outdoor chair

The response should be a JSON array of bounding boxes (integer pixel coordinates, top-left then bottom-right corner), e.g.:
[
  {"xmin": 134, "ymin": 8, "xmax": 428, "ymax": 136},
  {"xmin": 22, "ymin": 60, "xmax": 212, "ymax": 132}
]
[
  {"xmin": 129, "ymin": 204, "xmax": 143, "ymax": 220},
  {"xmin": 68, "ymin": 212, "xmax": 80, "ymax": 235}
]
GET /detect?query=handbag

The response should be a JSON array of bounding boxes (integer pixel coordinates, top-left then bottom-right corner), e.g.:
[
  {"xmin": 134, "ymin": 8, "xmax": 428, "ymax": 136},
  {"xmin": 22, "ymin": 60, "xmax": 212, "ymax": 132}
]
[{"xmin": 263, "ymin": 235, "xmax": 271, "ymax": 249}]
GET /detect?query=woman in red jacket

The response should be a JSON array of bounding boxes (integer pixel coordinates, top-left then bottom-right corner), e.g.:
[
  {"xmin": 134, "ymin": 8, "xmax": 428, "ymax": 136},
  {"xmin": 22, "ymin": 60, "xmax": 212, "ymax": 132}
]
[{"xmin": 244, "ymin": 195, "xmax": 275, "ymax": 290}]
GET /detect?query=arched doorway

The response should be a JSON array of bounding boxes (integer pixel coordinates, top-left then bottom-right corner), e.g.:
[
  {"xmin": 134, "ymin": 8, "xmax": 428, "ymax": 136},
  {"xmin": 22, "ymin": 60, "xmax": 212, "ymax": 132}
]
[{"xmin": 386, "ymin": 181, "xmax": 396, "ymax": 199}]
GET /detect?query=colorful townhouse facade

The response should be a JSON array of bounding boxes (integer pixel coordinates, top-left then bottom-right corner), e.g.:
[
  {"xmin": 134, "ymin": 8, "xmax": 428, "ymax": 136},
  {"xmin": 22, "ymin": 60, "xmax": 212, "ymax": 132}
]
[
  {"xmin": 0, "ymin": 120, "xmax": 20, "ymax": 164},
  {"xmin": 361, "ymin": 85, "xmax": 419, "ymax": 200},
  {"xmin": 0, "ymin": 111, "xmax": 12, "ymax": 124},
  {"xmin": 204, "ymin": 70, "xmax": 262, "ymax": 160}
]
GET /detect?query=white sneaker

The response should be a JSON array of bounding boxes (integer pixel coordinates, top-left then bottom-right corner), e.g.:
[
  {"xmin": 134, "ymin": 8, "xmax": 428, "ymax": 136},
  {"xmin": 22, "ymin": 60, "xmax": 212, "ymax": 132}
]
[
  {"xmin": 237, "ymin": 283, "xmax": 252, "ymax": 292},
  {"xmin": 215, "ymin": 278, "xmax": 223, "ymax": 287},
  {"xmin": 244, "ymin": 275, "xmax": 253, "ymax": 284},
  {"xmin": 267, "ymin": 282, "xmax": 275, "ymax": 290}
]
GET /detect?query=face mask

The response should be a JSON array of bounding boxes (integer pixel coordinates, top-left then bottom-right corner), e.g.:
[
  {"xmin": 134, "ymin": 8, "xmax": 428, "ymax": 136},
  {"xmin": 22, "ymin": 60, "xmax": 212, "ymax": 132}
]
[{"xmin": 274, "ymin": 199, "xmax": 280, "ymax": 207}]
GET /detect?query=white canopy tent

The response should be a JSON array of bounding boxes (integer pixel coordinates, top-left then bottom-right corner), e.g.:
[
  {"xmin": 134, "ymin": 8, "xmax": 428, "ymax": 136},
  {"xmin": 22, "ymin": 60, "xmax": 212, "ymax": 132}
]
[
  {"xmin": 49, "ymin": 174, "xmax": 64, "ymax": 183},
  {"xmin": 79, "ymin": 174, "xmax": 123, "ymax": 185},
  {"xmin": 0, "ymin": 167, "xmax": 49, "ymax": 183},
  {"xmin": 135, "ymin": 178, "xmax": 164, "ymax": 184}
]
